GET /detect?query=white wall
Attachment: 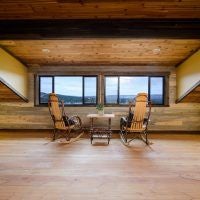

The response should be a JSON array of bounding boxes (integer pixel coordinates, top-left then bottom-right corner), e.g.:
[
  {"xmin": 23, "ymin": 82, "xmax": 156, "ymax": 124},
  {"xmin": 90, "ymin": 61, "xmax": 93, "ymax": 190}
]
[
  {"xmin": 0, "ymin": 48, "xmax": 28, "ymax": 99},
  {"xmin": 176, "ymin": 50, "xmax": 200, "ymax": 100}
]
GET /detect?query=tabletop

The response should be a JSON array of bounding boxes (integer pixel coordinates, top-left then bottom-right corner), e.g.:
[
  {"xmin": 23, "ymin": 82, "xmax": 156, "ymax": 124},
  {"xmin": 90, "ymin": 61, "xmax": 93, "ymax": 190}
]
[{"xmin": 87, "ymin": 114, "xmax": 115, "ymax": 118}]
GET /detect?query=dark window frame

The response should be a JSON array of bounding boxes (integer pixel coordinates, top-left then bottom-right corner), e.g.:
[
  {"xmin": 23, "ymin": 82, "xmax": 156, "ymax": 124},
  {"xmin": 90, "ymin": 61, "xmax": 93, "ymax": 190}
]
[
  {"xmin": 35, "ymin": 74, "xmax": 168, "ymax": 107},
  {"xmin": 104, "ymin": 75, "xmax": 165, "ymax": 106},
  {"xmin": 104, "ymin": 76, "xmax": 120, "ymax": 104},
  {"xmin": 83, "ymin": 76, "xmax": 98, "ymax": 105},
  {"xmin": 38, "ymin": 75, "xmax": 98, "ymax": 106},
  {"xmin": 149, "ymin": 76, "xmax": 165, "ymax": 105},
  {"xmin": 39, "ymin": 75, "xmax": 54, "ymax": 105}
]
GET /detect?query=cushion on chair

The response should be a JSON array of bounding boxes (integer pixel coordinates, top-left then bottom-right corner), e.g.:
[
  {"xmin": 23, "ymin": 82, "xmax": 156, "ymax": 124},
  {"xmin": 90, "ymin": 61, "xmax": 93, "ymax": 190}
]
[
  {"xmin": 127, "ymin": 111, "xmax": 134, "ymax": 127},
  {"xmin": 63, "ymin": 116, "xmax": 76, "ymax": 126}
]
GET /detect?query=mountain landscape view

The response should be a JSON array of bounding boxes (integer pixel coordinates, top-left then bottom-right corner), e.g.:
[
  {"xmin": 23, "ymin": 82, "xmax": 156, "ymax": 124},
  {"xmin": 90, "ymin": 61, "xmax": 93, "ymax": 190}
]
[
  {"xmin": 106, "ymin": 94, "xmax": 163, "ymax": 104},
  {"xmin": 41, "ymin": 92, "xmax": 163, "ymax": 105},
  {"xmin": 40, "ymin": 92, "xmax": 96, "ymax": 104}
]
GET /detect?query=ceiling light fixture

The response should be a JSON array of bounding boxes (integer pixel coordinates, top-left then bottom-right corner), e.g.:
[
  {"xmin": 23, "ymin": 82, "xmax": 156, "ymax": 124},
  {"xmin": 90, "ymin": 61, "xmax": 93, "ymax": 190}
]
[
  {"xmin": 42, "ymin": 48, "xmax": 50, "ymax": 53},
  {"xmin": 153, "ymin": 48, "xmax": 161, "ymax": 54}
]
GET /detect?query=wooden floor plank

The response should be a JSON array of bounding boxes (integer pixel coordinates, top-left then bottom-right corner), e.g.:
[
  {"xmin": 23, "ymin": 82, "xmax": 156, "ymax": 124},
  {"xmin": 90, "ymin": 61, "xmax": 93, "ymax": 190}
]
[{"xmin": 0, "ymin": 133, "xmax": 200, "ymax": 200}]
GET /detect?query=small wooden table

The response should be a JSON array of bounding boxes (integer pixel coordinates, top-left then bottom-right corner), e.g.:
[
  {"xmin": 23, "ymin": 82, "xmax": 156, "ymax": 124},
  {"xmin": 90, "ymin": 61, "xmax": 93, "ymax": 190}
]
[{"xmin": 87, "ymin": 114, "xmax": 115, "ymax": 144}]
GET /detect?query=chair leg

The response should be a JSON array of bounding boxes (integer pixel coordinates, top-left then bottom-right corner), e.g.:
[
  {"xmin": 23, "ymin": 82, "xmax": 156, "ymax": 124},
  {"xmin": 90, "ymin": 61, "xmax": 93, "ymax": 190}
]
[
  {"xmin": 52, "ymin": 129, "xmax": 56, "ymax": 141},
  {"xmin": 125, "ymin": 131, "xmax": 128, "ymax": 143},
  {"xmin": 145, "ymin": 132, "xmax": 148, "ymax": 144},
  {"xmin": 65, "ymin": 130, "xmax": 71, "ymax": 141},
  {"xmin": 120, "ymin": 129, "xmax": 129, "ymax": 145},
  {"xmin": 140, "ymin": 131, "xmax": 150, "ymax": 145},
  {"xmin": 90, "ymin": 136, "xmax": 93, "ymax": 144}
]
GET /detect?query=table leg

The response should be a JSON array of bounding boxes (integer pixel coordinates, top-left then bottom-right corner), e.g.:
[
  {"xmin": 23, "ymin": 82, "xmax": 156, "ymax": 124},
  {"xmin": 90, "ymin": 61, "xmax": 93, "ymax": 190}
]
[
  {"xmin": 108, "ymin": 118, "xmax": 112, "ymax": 144},
  {"xmin": 108, "ymin": 118, "xmax": 111, "ymax": 130},
  {"xmin": 90, "ymin": 118, "xmax": 94, "ymax": 144}
]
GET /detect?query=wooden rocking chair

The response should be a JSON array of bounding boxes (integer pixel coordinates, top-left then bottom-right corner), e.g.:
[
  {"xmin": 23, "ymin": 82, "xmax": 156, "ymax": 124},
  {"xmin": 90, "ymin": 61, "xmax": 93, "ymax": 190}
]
[
  {"xmin": 48, "ymin": 93, "xmax": 84, "ymax": 142},
  {"xmin": 120, "ymin": 93, "xmax": 151, "ymax": 145}
]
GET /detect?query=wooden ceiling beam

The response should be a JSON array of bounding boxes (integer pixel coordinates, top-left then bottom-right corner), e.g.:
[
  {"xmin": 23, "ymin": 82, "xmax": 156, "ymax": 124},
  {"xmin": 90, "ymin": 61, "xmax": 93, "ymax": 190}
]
[
  {"xmin": 0, "ymin": 1, "xmax": 200, "ymax": 19},
  {"xmin": 0, "ymin": 19, "xmax": 200, "ymax": 39}
]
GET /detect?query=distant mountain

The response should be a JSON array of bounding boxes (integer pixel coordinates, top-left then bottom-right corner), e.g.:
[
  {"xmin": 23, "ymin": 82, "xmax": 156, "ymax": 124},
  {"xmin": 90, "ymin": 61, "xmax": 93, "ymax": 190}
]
[
  {"xmin": 106, "ymin": 94, "xmax": 163, "ymax": 104},
  {"xmin": 40, "ymin": 92, "xmax": 49, "ymax": 103},
  {"xmin": 40, "ymin": 92, "xmax": 96, "ymax": 104},
  {"xmin": 150, "ymin": 94, "xmax": 163, "ymax": 104},
  {"xmin": 40, "ymin": 92, "xmax": 163, "ymax": 105}
]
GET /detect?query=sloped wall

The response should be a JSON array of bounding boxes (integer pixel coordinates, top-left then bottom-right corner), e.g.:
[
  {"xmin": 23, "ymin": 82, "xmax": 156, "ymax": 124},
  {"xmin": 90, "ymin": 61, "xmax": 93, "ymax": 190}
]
[
  {"xmin": 176, "ymin": 50, "xmax": 200, "ymax": 101},
  {"xmin": 0, "ymin": 48, "xmax": 28, "ymax": 100}
]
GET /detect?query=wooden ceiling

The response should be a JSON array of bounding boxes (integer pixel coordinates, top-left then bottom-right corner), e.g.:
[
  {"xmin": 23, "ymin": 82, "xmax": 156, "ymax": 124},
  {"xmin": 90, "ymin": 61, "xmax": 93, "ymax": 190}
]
[
  {"xmin": 1, "ymin": 1, "xmax": 199, "ymax": 103},
  {"xmin": 0, "ymin": 81, "xmax": 25, "ymax": 102},
  {"xmin": 0, "ymin": 39, "xmax": 200, "ymax": 67},
  {"xmin": 0, "ymin": 0, "xmax": 200, "ymax": 19}
]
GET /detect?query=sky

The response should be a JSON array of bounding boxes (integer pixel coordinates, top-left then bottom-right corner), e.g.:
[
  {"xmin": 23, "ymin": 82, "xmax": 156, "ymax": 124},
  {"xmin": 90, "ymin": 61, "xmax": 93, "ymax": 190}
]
[
  {"xmin": 120, "ymin": 77, "xmax": 148, "ymax": 95},
  {"xmin": 41, "ymin": 77, "xmax": 96, "ymax": 96},
  {"xmin": 41, "ymin": 76, "xmax": 163, "ymax": 97},
  {"xmin": 106, "ymin": 77, "xmax": 163, "ymax": 95}
]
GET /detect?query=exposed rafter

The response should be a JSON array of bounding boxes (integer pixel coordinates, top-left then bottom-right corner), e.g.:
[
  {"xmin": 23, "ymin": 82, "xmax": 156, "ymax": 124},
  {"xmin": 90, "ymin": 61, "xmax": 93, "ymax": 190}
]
[{"xmin": 0, "ymin": 19, "xmax": 200, "ymax": 39}]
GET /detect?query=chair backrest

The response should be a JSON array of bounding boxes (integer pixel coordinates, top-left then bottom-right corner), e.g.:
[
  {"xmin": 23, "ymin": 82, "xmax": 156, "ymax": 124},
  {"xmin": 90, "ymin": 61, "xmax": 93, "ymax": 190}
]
[
  {"xmin": 129, "ymin": 93, "xmax": 148, "ymax": 131},
  {"xmin": 48, "ymin": 93, "xmax": 65, "ymax": 129}
]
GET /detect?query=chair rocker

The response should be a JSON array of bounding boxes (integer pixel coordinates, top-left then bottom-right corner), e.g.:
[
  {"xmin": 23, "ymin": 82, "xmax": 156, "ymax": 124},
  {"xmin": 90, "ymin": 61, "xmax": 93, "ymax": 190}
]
[
  {"xmin": 48, "ymin": 93, "xmax": 84, "ymax": 142},
  {"xmin": 120, "ymin": 93, "xmax": 151, "ymax": 145}
]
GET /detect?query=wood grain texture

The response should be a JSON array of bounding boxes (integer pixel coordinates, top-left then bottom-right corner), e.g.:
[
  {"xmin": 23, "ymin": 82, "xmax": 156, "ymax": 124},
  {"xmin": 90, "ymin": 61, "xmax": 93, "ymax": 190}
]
[
  {"xmin": 1, "ymin": 19, "xmax": 200, "ymax": 40},
  {"xmin": 0, "ymin": 81, "xmax": 25, "ymax": 102},
  {"xmin": 181, "ymin": 85, "xmax": 200, "ymax": 103},
  {"xmin": 0, "ymin": 133, "xmax": 200, "ymax": 200},
  {"xmin": 0, "ymin": 0, "xmax": 200, "ymax": 19},
  {"xmin": 0, "ymin": 39, "xmax": 200, "ymax": 67}
]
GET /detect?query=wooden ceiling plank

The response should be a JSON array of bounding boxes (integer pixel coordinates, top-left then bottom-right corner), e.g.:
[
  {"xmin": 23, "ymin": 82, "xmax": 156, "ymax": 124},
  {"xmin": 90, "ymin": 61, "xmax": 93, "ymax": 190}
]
[
  {"xmin": 0, "ymin": 39, "xmax": 199, "ymax": 67},
  {"xmin": 0, "ymin": 1, "xmax": 200, "ymax": 19}
]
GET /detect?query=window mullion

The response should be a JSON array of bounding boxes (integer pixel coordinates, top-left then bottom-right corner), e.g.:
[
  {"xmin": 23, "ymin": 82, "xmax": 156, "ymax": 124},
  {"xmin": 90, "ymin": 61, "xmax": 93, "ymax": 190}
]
[
  {"xmin": 148, "ymin": 76, "xmax": 151, "ymax": 102},
  {"xmin": 52, "ymin": 76, "xmax": 55, "ymax": 93},
  {"xmin": 162, "ymin": 77, "xmax": 165, "ymax": 105},
  {"xmin": 118, "ymin": 76, "xmax": 120, "ymax": 104},
  {"xmin": 83, "ymin": 76, "xmax": 85, "ymax": 105}
]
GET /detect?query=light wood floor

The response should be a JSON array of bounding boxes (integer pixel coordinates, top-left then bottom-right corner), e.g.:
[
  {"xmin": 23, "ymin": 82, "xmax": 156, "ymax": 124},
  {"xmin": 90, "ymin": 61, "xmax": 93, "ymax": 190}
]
[{"xmin": 0, "ymin": 132, "xmax": 200, "ymax": 200}]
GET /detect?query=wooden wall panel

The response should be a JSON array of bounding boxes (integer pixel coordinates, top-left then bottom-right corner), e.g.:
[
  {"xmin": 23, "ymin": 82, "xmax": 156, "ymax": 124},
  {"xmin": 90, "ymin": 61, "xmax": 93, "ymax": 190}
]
[
  {"xmin": 0, "ymin": 0, "xmax": 200, "ymax": 19},
  {"xmin": 0, "ymin": 82, "xmax": 25, "ymax": 102},
  {"xmin": 0, "ymin": 67, "xmax": 199, "ymax": 131},
  {"xmin": 181, "ymin": 85, "xmax": 200, "ymax": 103}
]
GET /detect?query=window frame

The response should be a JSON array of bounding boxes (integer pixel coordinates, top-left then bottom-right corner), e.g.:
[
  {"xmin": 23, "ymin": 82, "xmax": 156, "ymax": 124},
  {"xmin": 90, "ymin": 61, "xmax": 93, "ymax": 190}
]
[
  {"xmin": 104, "ymin": 75, "xmax": 166, "ymax": 106},
  {"xmin": 39, "ymin": 75, "xmax": 54, "ymax": 105},
  {"xmin": 35, "ymin": 73, "xmax": 168, "ymax": 107},
  {"xmin": 149, "ymin": 76, "xmax": 165, "ymax": 106},
  {"xmin": 38, "ymin": 75, "xmax": 98, "ymax": 106}
]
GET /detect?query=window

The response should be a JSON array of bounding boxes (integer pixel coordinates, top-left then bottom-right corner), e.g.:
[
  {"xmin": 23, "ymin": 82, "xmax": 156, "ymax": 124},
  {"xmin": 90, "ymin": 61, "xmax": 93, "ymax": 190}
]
[
  {"xmin": 84, "ymin": 77, "xmax": 97, "ymax": 104},
  {"xmin": 39, "ymin": 76, "xmax": 97, "ymax": 105},
  {"xmin": 105, "ymin": 77, "xmax": 118, "ymax": 104},
  {"xmin": 105, "ymin": 76, "xmax": 164, "ymax": 105},
  {"xmin": 119, "ymin": 77, "xmax": 148, "ymax": 104},
  {"xmin": 38, "ymin": 75, "xmax": 165, "ymax": 106},
  {"xmin": 55, "ymin": 76, "xmax": 83, "ymax": 104},
  {"xmin": 39, "ymin": 77, "xmax": 53, "ymax": 104},
  {"xmin": 150, "ymin": 77, "xmax": 164, "ymax": 105}
]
